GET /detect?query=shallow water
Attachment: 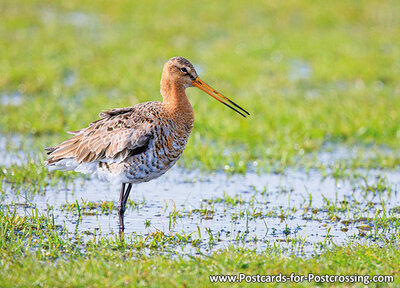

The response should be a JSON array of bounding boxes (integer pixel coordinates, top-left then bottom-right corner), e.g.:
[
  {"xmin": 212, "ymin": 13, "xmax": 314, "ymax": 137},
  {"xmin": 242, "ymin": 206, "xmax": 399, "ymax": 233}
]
[
  {"xmin": 0, "ymin": 92, "xmax": 23, "ymax": 106},
  {"xmin": 1, "ymin": 133, "xmax": 399, "ymax": 257},
  {"xmin": 0, "ymin": 134, "xmax": 32, "ymax": 167},
  {"xmin": 2, "ymin": 162, "xmax": 400, "ymax": 257},
  {"xmin": 288, "ymin": 59, "xmax": 312, "ymax": 81}
]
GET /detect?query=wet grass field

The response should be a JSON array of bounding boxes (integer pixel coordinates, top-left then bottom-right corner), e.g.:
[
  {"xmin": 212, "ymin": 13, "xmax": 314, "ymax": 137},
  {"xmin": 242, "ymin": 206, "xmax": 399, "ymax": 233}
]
[{"xmin": 1, "ymin": 0, "xmax": 400, "ymax": 286}]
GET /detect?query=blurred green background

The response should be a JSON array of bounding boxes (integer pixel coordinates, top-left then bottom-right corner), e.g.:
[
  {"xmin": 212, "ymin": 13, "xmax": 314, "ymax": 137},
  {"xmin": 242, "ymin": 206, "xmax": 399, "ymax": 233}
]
[{"xmin": 1, "ymin": 0, "xmax": 399, "ymax": 171}]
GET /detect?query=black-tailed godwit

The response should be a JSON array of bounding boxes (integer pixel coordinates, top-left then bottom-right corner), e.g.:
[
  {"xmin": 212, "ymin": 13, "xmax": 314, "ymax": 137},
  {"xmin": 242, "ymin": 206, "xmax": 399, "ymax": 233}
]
[{"xmin": 45, "ymin": 57, "xmax": 249, "ymax": 230}]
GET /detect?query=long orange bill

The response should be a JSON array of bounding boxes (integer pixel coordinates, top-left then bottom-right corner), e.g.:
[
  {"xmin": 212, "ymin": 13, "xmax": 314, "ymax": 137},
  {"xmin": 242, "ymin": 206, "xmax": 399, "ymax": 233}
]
[{"xmin": 193, "ymin": 77, "xmax": 250, "ymax": 118}]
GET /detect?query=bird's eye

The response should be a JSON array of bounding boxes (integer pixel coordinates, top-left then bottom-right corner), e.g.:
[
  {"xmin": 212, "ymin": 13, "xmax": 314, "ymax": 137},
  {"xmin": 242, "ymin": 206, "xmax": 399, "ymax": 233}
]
[{"xmin": 180, "ymin": 67, "xmax": 188, "ymax": 73}]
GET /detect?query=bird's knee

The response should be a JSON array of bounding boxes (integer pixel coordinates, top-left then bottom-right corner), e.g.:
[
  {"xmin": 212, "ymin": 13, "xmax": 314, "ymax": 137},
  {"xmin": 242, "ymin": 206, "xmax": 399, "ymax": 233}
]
[{"xmin": 118, "ymin": 205, "xmax": 125, "ymax": 215}]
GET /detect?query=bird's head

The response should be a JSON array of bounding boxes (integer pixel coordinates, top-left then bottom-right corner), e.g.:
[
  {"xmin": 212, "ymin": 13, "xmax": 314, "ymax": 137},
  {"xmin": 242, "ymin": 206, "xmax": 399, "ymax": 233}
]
[{"xmin": 162, "ymin": 56, "xmax": 249, "ymax": 117}]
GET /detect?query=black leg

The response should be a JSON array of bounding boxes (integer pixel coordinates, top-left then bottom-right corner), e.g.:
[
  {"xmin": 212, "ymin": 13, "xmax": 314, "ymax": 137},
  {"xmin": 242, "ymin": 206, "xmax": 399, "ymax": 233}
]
[
  {"xmin": 118, "ymin": 183, "xmax": 132, "ymax": 232},
  {"xmin": 118, "ymin": 183, "xmax": 126, "ymax": 231},
  {"xmin": 118, "ymin": 184, "xmax": 126, "ymax": 212},
  {"xmin": 122, "ymin": 183, "xmax": 132, "ymax": 212}
]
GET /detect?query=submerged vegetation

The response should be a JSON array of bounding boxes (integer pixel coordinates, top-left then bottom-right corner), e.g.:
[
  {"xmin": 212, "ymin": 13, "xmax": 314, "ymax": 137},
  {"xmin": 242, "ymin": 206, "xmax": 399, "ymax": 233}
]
[
  {"xmin": 0, "ymin": 205, "xmax": 399, "ymax": 287},
  {"xmin": 0, "ymin": 0, "xmax": 399, "ymax": 286}
]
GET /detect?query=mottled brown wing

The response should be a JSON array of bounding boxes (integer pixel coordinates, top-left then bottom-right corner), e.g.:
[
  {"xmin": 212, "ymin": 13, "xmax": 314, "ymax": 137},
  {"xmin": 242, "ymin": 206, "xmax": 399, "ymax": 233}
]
[{"xmin": 46, "ymin": 106, "xmax": 154, "ymax": 165}]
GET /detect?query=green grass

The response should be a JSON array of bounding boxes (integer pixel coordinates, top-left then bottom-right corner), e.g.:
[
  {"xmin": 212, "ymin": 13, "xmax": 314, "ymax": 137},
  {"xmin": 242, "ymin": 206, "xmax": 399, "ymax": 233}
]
[
  {"xmin": 1, "ymin": 0, "xmax": 400, "ymax": 171},
  {"xmin": 1, "ymin": 245, "xmax": 399, "ymax": 287},
  {"xmin": 1, "ymin": 0, "xmax": 400, "ymax": 287},
  {"xmin": 0, "ymin": 208, "xmax": 398, "ymax": 287}
]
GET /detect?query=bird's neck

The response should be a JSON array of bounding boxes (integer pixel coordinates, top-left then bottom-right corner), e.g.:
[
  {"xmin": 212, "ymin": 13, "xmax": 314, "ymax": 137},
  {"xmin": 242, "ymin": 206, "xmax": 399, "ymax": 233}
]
[{"xmin": 161, "ymin": 78, "xmax": 194, "ymax": 120}]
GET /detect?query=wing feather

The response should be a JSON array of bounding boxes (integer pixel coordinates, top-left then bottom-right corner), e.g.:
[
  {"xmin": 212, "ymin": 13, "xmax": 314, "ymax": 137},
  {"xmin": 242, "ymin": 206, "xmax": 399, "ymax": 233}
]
[{"xmin": 45, "ymin": 104, "xmax": 156, "ymax": 166}]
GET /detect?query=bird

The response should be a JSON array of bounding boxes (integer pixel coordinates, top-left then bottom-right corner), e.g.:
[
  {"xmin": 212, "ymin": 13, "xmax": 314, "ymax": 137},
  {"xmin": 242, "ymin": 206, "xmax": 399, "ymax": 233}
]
[{"xmin": 45, "ymin": 56, "xmax": 249, "ymax": 231}]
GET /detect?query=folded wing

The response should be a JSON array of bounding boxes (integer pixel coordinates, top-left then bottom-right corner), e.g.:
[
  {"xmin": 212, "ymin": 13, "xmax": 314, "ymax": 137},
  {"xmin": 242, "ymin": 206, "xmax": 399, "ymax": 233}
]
[{"xmin": 45, "ymin": 106, "xmax": 154, "ymax": 167}]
